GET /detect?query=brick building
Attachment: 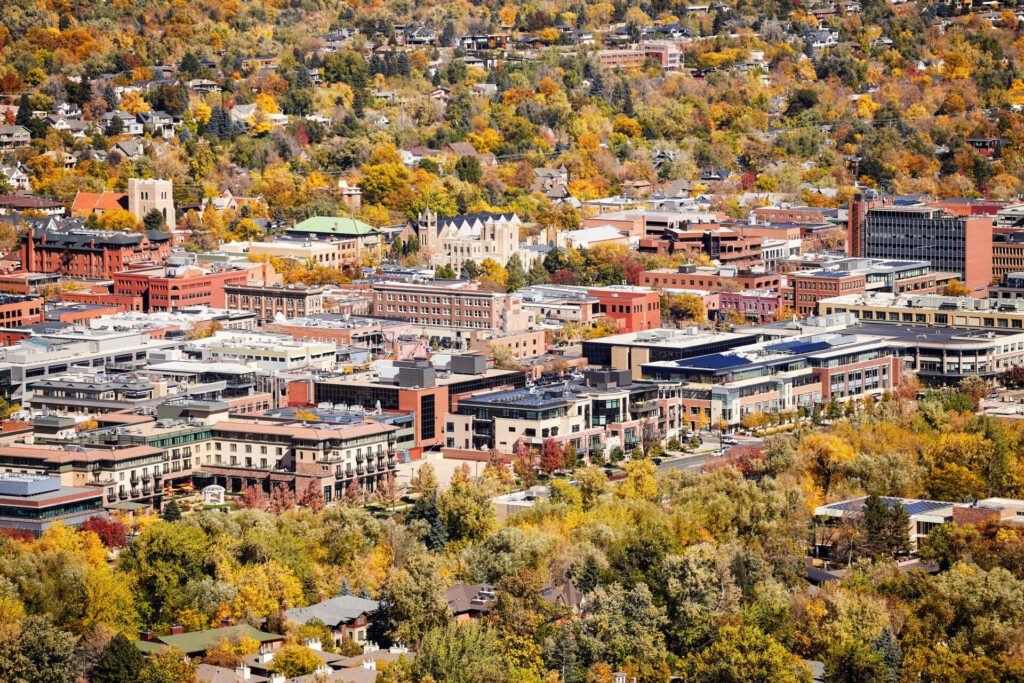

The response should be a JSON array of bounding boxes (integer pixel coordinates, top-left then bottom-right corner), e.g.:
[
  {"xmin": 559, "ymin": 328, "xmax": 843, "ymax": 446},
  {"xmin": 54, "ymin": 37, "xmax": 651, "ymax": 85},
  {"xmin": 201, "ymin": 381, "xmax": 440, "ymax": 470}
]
[
  {"xmin": 22, "ymin": 228, "xmax": 172, "ymax": 279},
  {"xmin": 224, "ymin": 283, "xmax": 324, "ymax": 322},
  {"xmin": 788, "ymin": 258, "xmax": 950, "ymax": 317},
  {"xmin": 113, "ymin": 263, "xmax": 267, "ymax": 312},
  {"xmin": 640, "ymin": 266, "xmax": 783, "ymax": 291}
]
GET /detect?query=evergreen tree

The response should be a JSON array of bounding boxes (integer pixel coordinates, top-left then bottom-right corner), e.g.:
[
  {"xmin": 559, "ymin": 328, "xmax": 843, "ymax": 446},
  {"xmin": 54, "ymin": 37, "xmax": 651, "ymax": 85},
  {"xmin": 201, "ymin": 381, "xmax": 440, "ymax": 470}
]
[
  {"xmin": 15, "ymin": 94, "xmax": 32, "ymax": 127},
  {"xmin": 462, "ymin": 260, "xmax": 480, "ymax": 279},
  {"xmin": 162, "ymin": 499, "xmax": 182, "ymax": 522},
  {"xmin": 526, "ymin": 257, "xmax": 550, "ymax": 285},
  {"xmin": 590, "ymin": 70, "xmax": 605, "ymax": 98},
  {"xmin": 396, "ymin": 52, "xmax": 411, "ymax": 77},
  {"xmin": 179, "ymin": 51, "xmax": 202, "ymax": 76},
  {"xmin": 454, "ymin": 155, "xmax": 482, "ymax": 183},
  {"xmin": 390, "ymin": 238, "xmax": 404, "ymax": 259},
  {"xmin": 105, "ymin": 115, "xmax": 124, "ymax": 136},
  {"xmin": 441, "ymin": 22, "xmax": 457, "ymax": 48},
  {"xmin": 92, "ymin": 633, "xmax": 145, "ymax": 683},
  {"xmin": 435, "ymin": 265, "xmax": 457, "ymax": 280},
  {"xmin": 872, "ymin": 627, "xmax": 902, "ymax": 683},
  {"xmin": 574, "ymin": 555, "xmax": 601, "ymax": 594},
  {"xmin": 143, "ymin": 209, "xmax": 166, "ymax": 231},
  {"xmin": 405, "ymin": 236, "xmax": 420, "ymax": 254},
  {"xmin": 505, "ymin": 254, "xmax": 526, "ymax": 292},
  {"xmin": 340, "ymin": 578, "xmax": 351, "ymax": 596},
  {"xmin": 293, "ymin": 65, "xmax": 312, "ymax": 89}
]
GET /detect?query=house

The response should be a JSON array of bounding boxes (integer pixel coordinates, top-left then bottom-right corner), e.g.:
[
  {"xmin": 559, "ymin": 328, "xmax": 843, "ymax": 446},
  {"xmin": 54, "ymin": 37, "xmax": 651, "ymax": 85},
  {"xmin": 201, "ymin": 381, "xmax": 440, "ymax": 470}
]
[
  {"xmin": 0, "ymin": 165, "xmax": 29, "ymax": 192},
  {"xmin": 458, "ymin": 34, "xmax": 511, "ymax": 51},
  {"xmin": 112, "ymin": 140, "xmax": 145, "ymax": 160},
  {"xmin": 0, "ymin": 125, "xmax": 31, "ymax": 150},
  {"xmin": 229, "ymin": 104, "xmax": 258, "ymax": 124},
  {"xmin": 187, "ymin": 79, "xmax": 221, "ymax": 94},
  {"xmin": 135, "ymin": 624, "xmax": 283, "ymax": 658},
  {"xmin": 101, "ymin": 110, "xmax": 144, "ymax": 136},
  {"xmin": 446, "ymin": 584, "xmax": 495, "ymax": 620},
  {"xmin": 444, "ymin": 142, "xmax": 497, "ymax": 167},
  {"xmin": 53, "ymin": 101, "xmax": 82, "ymax": 118},
  {"xmin": 405, "ymin": 26, "xmax": 436, "ymax": 45},
  {"xmin": 282, "ymin": 595, "xmax": 380, "ymax": 647},
  {"xmin": 700, "ymin": 167, "xmax": 732, "ymax": 182},
  {"xmin": 137, "ymin": 110, "xmax": 176, "ymax": 137},
  {"xmin": 38, "ymin": 150, "xmax": 77, "ymax": 170}
]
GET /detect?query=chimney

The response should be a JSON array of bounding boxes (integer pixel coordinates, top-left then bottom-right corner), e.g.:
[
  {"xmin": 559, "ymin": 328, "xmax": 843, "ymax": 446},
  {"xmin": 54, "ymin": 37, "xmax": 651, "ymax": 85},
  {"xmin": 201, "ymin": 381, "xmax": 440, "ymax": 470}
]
[
  {"xmin": 304, "ymin": 638, "xmax": 322, "ymax": 651},
  {"xmin": 140, "ymin": 630, "xmax": 154, "ymax": 641},
  {"xmin": 234, "ymin": 664, "xmax": 251, "ymax": 680},
  {"xmin": 220, "ymin": 616, "xmax": 233, "ymax": 627},
  {"xmin": 170, "ymin": 624, "xmax": 184, "ymax": 635}
]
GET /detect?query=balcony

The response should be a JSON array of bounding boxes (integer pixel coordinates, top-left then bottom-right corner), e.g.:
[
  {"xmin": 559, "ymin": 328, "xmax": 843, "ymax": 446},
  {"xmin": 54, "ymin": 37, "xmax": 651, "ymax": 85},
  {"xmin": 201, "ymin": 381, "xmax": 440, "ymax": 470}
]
[
  {"xmin": 118, "ymin": 491, "xmax": 128, "ymax": 500},
  {"xmin": 130, "ymin": 487, "xmax": 140, "ymax": 498},
  {"xmin": 107, "ymin": 494, "xmax": 116, "ymax": 503},
  {"xmin": 141, "ymin": 473, "xmax": 151, "ymax": 482},
  {"xmin": 356, "ymin": 465, "xmax": 365, "ymax": 476}
]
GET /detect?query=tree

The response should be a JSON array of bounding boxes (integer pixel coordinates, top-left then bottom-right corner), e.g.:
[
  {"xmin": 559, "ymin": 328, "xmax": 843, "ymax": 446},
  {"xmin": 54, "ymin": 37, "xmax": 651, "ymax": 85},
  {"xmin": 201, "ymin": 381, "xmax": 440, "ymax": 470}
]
[
  {"xmin": 798, "ymin": 433, "xmax": 855, "ymax": 497},
  {"xmin": 412, "ymin": 622, "xmax": 506, "ymax": 682},
  {"xmin": 505, "ymin": 254, "xmax": 526, "ymax": 292},
  {"xmin": 268, "ymin": 645, "xmax": 321, "ymax": 678},
  {"xmin": 298, "ymin": 479, "xmax": 325, "ymax": 511},
  {"xmin": 434, "ymin": 264, "xmax": 457, "ymax": 279},
  {"xmin": 615, "ymin": 459, "xmax": 659, "ymax": 501},
  {"xmin": 863, "ymin": 494, "xmax": 911, "ymax": 559},
  {"xmin": 0, "ymin": 616, "xmax": 78, "ymax": 683},
  {"xmin": 91, "ymin": 633, "xmax": 145, "ymax": 683},
  {"xmin": 162, "ymin": 499, "xmax": 182, "ymax": 522},
  {"xmin": 372, "ymin": 555, "xmax": 451, "ymax": 646},
  {"xmin": 238, "ymin": 484, "xmax": 268, "ymax": 510},
  {"xmin": 138, "ymin": 648, "xmax": 197, "ymax": 683},
  {"xmin": 942, "ymin": 279, "xmax": 971, "ymax": 297},
  {"xmin": 584, "ymin": 583, "xmax": 667, "ymax": 669},
  {"xmin": 575, "ymin": 466, "xmax": 608, "ymax": 509},
  {"xmin": 80, "ymin": 516, "xmax": 129, "ymax": 549},
  {"xmin": 376, "ymin": 473, "xmax": 400, "ymax": 507},
  {"xmin": 409, "ymin": 462, "xmax": 438, "ymax": 496},
  {"xmin": 454, "ymin": 155, "xmax": 482, "ymax": 183},
  {"xmin": 142, "ymin": 208, "xmax": 166, "ymax": 231},
  {"xmin": 540, "ymin": 439, "xmax": 564, "ymax": 474},
  {"xmin": 679, "ymin": 624, "xmax": 812, "ymax": 682}
]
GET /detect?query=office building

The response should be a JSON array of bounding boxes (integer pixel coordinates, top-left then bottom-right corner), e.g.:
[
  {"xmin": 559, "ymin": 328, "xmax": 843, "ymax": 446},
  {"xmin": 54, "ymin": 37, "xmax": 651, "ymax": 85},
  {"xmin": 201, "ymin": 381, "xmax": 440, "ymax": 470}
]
[{"xmin": 0, "ymin": 473, "xmax": 106, "ymax": 536}]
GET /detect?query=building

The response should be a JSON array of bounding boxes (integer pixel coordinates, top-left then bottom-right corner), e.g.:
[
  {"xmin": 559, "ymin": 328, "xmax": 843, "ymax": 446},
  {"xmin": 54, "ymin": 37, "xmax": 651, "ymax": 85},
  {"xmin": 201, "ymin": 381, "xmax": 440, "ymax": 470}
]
[
  {"xmin": 285, "ymin": 216, "xmax": 381, "ymax": 258},
  {"xmin": 643, "ymin": 332, "xmax": 903, "ymax": 428},
  {"xmin": 0, "ymin": 294, "xmax": 44, "ymax": 331},
  {"xmin": 283, "ymin": 596, "xmax": 379, "ymax": 647},
  {"xmin": 639, "ymin": 225, "xmax": 763, "ymax": 266},
  {"xmin": 218, "ymin": 239, "xmax": 347, "ymax": 267},
  {"xmin": 297, "ymin": 358, "xmax": 527, "ymax": 453},
  {"xmin": 128, "ymin": 178, "xmax": 176, "ymax": 230},
  {"xmin": 113, "ymin": 262, "xmax": 266, "ymax": 312},
  {"xmin": 0, "ymin": 125, "xmax": 31, "ymax": 149},
  {"xmin": 21, "ymin": 227, "xmax": 172, "ymax": 278},
  {"xmin": 136, "ymin": 625, "xmax": 283, "ymax": 659},
  {"xmin": 405, "ymin": 210, "xmax": 524, "ymax": 274},
  {"xmin": 265, "ymin": 315, "xmax": 414, "ymax": 358},
  {"xmin": 0, "ymin": 194, "xmax": 66, "ymax": 216},
  {"xmin": 789, "ymin": 258, "xmax": 951, "ymax": 317},
  {"xmin": 848, "ymin": 197, "xmax": 993, "ymax": 293},
  {"xmin": 369, "ymin": 280, "xmax": 535, "ymax": 345},
  {"xmin": 184, "ymin": 331, "xmax": 337, "ymax": 371},
  {"xmin": 818, "ymin": 291, "xmax": 1024, "ymax": 333},
  {"xmin": 224, "ymin": 283, "xmax": 324, "ymax": 322},
  {"xmin": 444, "ymin": 368, "xmax": 688, "ymax": 456},
  {"xmin": 0, "ymin": 443, "xmax": 167, "ymax": 507},
  {"xmin": 25, "ymin": 373, "xmax": 161, "ymax": 413},
  {"xmin": 813, "ymin": 496, "xmax": 1024, "ymax": 556},
  {"xmin": 581, "ymin": 327, "xmax": 758, "ymax": 380},
  {"xmin": 0, "ymin": 473, "xmax": 106, "ymax": 536},
  {"xmin": 640, "ymin": 266, "xmax": 783, "ymax": 292},
  {"xmin": 196, "ymin": 418, "xmax": 398, "ymax": 502},
  {"xmin": 717, "ymin": 289, "xmax": 782, "ymax": 323}
]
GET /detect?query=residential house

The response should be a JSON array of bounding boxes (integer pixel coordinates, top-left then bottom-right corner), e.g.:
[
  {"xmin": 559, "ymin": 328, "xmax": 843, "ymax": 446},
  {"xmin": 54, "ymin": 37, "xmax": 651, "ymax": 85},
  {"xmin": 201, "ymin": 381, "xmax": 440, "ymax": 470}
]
[
  {"xmin": 405, "ymin": 26, "xmax": 436, "ymax": 45},
  {"xmin": 138, "ymin": 110, "xmax": 176, "ymax": 138},
  {"xmin": 282, "ymin": 595, "xmax": 380, "ymax": 648},
  {"xmin": 135, "ymin": 625, "xmax": 283, "ymax": 659},
  {"xmin": 1, "ymin": 165, "xmax": 30, "ymax": 192},
  {"xmin": 101, "ymin": 110, "xmax": 144, "ymax": 136},
  {"xmin": 444, "ymin": 141, "xmax": 497, "ymax": 167},
  {"xmin": 0, "ymin": 125, "xmax": 30, "ymax": 150}
]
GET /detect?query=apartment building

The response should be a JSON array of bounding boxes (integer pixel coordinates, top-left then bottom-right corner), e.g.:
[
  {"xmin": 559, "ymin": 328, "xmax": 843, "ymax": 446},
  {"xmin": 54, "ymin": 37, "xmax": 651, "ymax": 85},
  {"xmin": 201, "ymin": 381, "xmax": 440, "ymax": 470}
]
[
  {"xmin": 113, "ymin": 262, "xmax": 268, "ymax": 312},
  {"xmin": 197, "ymin": 418, "xmax": 397, "ymax": 502},
  {"xmin": 295, "ymin": 356, "xmax": 528, "ymax": 454},
  {"xmin": 0, "ymin": 473, "xmax": 106, "ymax": 536},
  {"xmin": 370, "ymin": 280, "xmax": 535, "ymax": 347},
  {"xmin": 640, "ymin": 266, "xmax": 783, "ymax": 291},
  {"xmin": 0, "ymin": 443, "xmax": 167, "ymax": 506},
  {"xmin": 717, "ymin": 290, "xmax": 782, "ymax": 323},
  {"xmin": 22, "ymin": 227, "xmax": 173, "ymax": 279},
  {"xmin": 639, "ymin": 226, "xmax": 764, "ymax": 266},
  {"xmin": 444, "ymin": 369, "xmax": 688, "ymax": 457},
  {"xmin": 0, "ymin": 294, "xmax": 44, "ymax": 332},
  {"xmin": 581, "ymin": 327, "xmax": 759, "ymax": 380},
  {"xmin": 224, "ymin": 283, "xmax": 324, "ymax": 322},
  {"xmin": 184, "ymin": 331, "xmax": 337, "ymax": 371}
]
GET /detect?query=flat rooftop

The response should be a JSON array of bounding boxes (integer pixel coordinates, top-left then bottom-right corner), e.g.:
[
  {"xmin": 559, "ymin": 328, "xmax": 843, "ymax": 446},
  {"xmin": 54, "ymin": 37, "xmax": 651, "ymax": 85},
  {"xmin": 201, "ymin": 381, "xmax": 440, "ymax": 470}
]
[{"xmin": 583, "ymin": 328, "xmax": 749, "ymax": 348}]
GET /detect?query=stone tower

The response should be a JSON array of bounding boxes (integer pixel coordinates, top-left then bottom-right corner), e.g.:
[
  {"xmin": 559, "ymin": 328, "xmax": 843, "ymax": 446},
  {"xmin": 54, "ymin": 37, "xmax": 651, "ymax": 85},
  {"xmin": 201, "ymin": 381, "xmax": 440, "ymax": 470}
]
[{"xmin": 128, "ymin": 178, "xmax": 176, "ymax": 230}]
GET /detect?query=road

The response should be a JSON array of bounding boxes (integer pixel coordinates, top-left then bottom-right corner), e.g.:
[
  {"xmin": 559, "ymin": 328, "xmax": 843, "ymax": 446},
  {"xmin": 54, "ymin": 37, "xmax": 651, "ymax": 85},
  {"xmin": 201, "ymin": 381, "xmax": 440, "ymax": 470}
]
[{"xmin": 655, "ymin": 436, "xmax": 765, "ymax": 474}]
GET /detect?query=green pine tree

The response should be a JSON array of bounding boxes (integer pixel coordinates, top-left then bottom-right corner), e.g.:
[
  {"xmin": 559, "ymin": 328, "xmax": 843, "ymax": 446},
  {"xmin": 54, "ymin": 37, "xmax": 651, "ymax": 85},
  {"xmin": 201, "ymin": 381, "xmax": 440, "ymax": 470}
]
[
  {"xmin": 162, "ymin": 499, "xmax": 182, "ymax": 522},
  {"xmin": 91, "ymin": 633, "xmax": 145, "ymax": 683}
]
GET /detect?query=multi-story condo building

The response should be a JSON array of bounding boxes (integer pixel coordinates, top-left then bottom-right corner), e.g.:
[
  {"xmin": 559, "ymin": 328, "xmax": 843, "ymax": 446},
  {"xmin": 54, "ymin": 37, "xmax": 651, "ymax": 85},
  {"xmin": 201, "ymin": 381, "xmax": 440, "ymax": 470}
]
[
  {"xmin": 0, "ymin": 473, "xmax": 106, "ymax": 536},
  {"xmin": 581, "ymin": 327, "xmax": 760, "ymax": 380},
  {"xmin": 639, "ymin": 265, "xmax": 783, "ymax": 292},
  {"xmin": 183, "ymin": 331, "xmax": 337, "ymax": 371},
  {"xmin": 224, "ymin": 283, "xmax": 324, "ymax": 322},
  {"xmin": 444, "ymin": 369, "xmax": 687, "ymax": 456},
  {"xmin": 21, "ymin": 227, "xmax": 172, "ymax": 279},
  {"xmin": 370, "ymin": 280, "xmax": 536, "ymax": 347}
]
